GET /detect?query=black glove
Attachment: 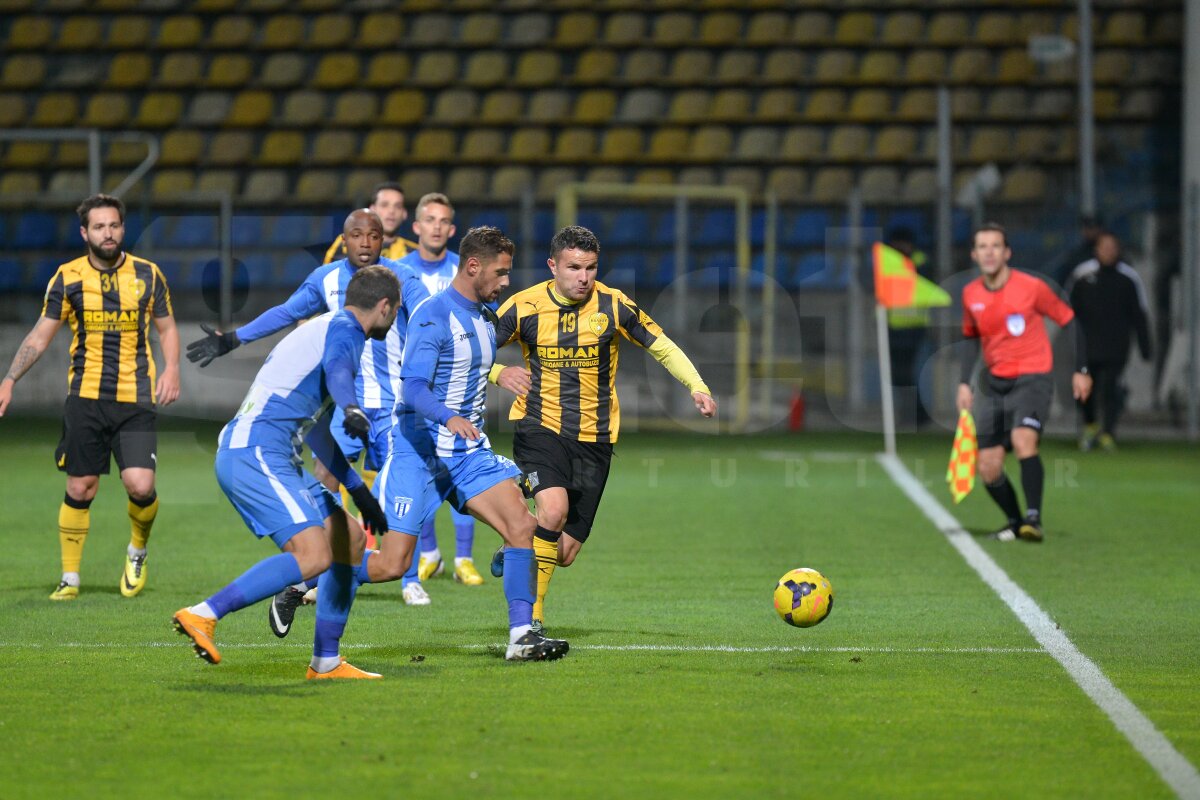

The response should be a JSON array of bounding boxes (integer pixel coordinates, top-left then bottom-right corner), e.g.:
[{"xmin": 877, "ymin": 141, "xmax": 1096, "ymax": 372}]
[
  {"xmin": 186, "ymin": 324, "xmax": 240, "ymax": 367},
  {"xmin": 342, "ymin": 404, "xmax": 370, "ymax": 444},
  {"xmin": 348, "ymin": 484, "xmax": 388, "ymax": 537}
]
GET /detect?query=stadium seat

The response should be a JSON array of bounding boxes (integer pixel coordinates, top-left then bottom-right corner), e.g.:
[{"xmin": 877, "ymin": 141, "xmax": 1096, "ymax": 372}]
[
  {"xmin": 986, "ymin": 88, "xmax": 1026, "ymax": 120},
  {"xmin": 715, "ymin": 51, "xmax": 757, "ymax": 85},
  {"xmin": 508, "ymin": 12, "xmax": 552, "ymax": 46},
  {"xmin": 574, "ymin": 49, "xmax": 618, "ymax": 83},
  {"xmin": 583, "ymin": 166, "xmax": 626, "ymax": 186},
  {"xmin": 527, "ymin": 89, "xmax": 572, "ymax": 124},
  {"xmin": 848, "ymin": 90, "xmax": 891, "ymax": 122},
  {"xmin": 159, "ymin": 130, "xmax": 204, "ymax": 167},
  {"xmin": 1103, "ymin": 12, "xmax": 1143, "ymax": 46},
  {"xmin": 734, "ymin": 127, "xmax": 779, "ymax": 161},
  {"xmin": 7, "ymin": 15, "xmax": 53, "ymax": 50},
  {"xmin": 186, "ymin": 92, "xmax": 230, "ymax": 126},
  {"xmin": 555, "ymin": 12, "xmax": 599, "ymax": 47},
  {"xmin": 606, "ymin": 209, "xmax": 651, "ymax": 247},
  {"xmin": 155, "ymin": 52, "xmax": 203, "ymax": 88},
  {"xmin": 554, "ymin": 128, "xmax": 597, "ymax": 161},
  {"xmin": 445, "ymin": 167, "xmax": 489, "ymax": 201},
  {"xmin": 357, "ymin": 11, "xmax": 402, "ymax": 48},
  {"xmin": 206, "ymin": 54, "xmax": 253, "ymax": 89},
  {"xmin": 927, "ymin": 13, "xmax": 969, "ymax": 45},
  {"xmin": 827, "ymin": 125, "xmax": 871, "ymax": 161},
  {"xmin": 782, "ymin": 210, "xmax": 829, "ymax": 248},
  {"xmin": 951, "ymin": 88, "xmax": 982, "ymax": 118},
  {"xmin": 534, "ymin": 167, "xmax": 578, "ymax": 202},
  {"xmin": 157, "ymin": 15, "xmax": 203, "ymax": 48},
  {"xmin": 873, "ymin": 126, "xmax": 917, "ymax": 161},
  {"xmin": 107, "ymin": 139, "xmax": 147, "ymax": 168},
  {"xmin": 0, "ymin": 93, "xmax": 27, "ymax": 126},
  {"xmin": 242, "ymin": 171, "xmax": 290, "ymax": 202},
  {"xmin": 995, "ymin": 50, "xmax": 1034, "ymax": 84},
  {"xmin": 625, "ymin": 49, "xmax": 668, "ymax": 83},
  {"xmin": 648, "ymin": 128, "xmax": 690, "ymax": 162},
  {"xmin": 261, "ymin": 15, "xmax": 304, "ymax": 48},
  {"xmin": 668, "ymin": 90, "xmax": 711, "ymax": 123},
  {"xmin": 230, "ymin": 216, "xmax": 264, "ymax": 249},
  {"xmin": 363, "ymin": 53, "xmax": 410, "ymax": 88},
  {"xmin": 462, "ymin": 51, "xmax": 509, "ymax": 89},
  {"xmin": 514, "ymin": 52, "xmax": 561, "ymax": 88},
  {"xmin": 881, "ymin": 12, "xmax": 923, "ymax": 45},
  {"xmin": 509, "ymin": 128, "xmax": 552, "ymax": 161},
  {"xmin": 900, "ymin": 168, "xmax": 936, "ymax": 203},
  {"xmin": 1013, "ymin": 127, "xmax": 1053, "ymax": 160},
  {"xmin": 342, "ymin": 169, "xmax": 385, "ymax": 203},
  {"xmin": 381, "ymin": 90, "xmax": 426, "ymax": 125},
  {"xmin": 652, "ymin": 12, "xmax": 695, "ymax": 45},
  {"xmin": 108, "ymin": 16, "xmax": 150, "ymax": 49},
  {"xmin": 489, "ymin": 167, "xmax": 534, "ymax": 201},
  {"xmin": 257, "ymin": 131, "xmax": 305, "ymax": 166},
  {"xmin": 312, "ymin": 53, "xmax": 360, "ymax": 90},
  {"xmin": 691, "ymin": 126, "xmax": 734, "ymax": 161},
  {"xmin": 693, "ymin": 209, "xmax": 736, "ymax": 247},
  {"xmin": 128, "ymin": 92, "xmax": 178, "ymax": 130},
  {"xmin": 699, "ymin": 12, "xmax": 741, "ymax": 44},
  {"xmin": 196, "ymin": 169, "xmax": 240, "ymax": 196},
  {"xmin": 618, "ymin": 88, "xmax": 666, "ymax": 122},
  {"xmin": 207, "ymin": 15, "xmax": 253, "ymax": 48},
  {"xmin": 359, "ymin": 130, "xmax": 407, "ymax": 166},
  {"xmin": 3, "ymin": 141, "xmax": 50, "ymax": 169},
  {"xmin": 275, "ymin": 252, "xmax": 314, "ymax": 287},
  {"xmin": 29, "ymin": 92, "xmax": 77, "ymax": 127},
  {"xmin": 162, "ymin": 215, "xmax": 217, "ymax": 248},
  {"xmin": 431, "ymin": 88, "xmax": 479, "ymax": 124},
  {"xmin": 106, "ymin": 52, "xmax": 151, "ymax": 88},
  {"xmin": 635, "ymin": 168, "xmax": 674, "ymax": 187},
  {"xmin": 709, "ymin": 89, "xmax": 751, "ymax": 122},
  {"xmin": 270, "ymin": 216, "xmax": 319, "ymax": 247},
  {"xmin": 967, "ymin": 127, "xmax": 1010, "ymax": 162},
  {"xmin": 814, "ymin": 50, "xmax": 856, "ymax": 83},
  {"xmin": 412, "ymin": 52, "xmax": 459, "ymax": 87},
  {"xmin": 834, "ymin": 12, "xmax": 875, "ymax": 45},
  {"xmin": 480, "ymin": 90, "xmax": 524, "ymax": 124},
  {"xmin": 746, "ymin": 12, "xmax": 789, "ymax": 46},
  {"xmin": 1123, "ymin": 89, "xmax": 1161, "ymax": 118},
  {"xmin": 810, "ymin": 168, "xmax": 854, "ymax": 203},
  {"xmin": 604, "ymin": 12, "xmax": 645, "ymax": 46},
  {"xmin": 679, "ymin": 167, "xmax": 717, "ymax": 187},
  {"xmin": 277, "ymin": 90, "xmax": 324, "ymax": 126},
  {"xmin": 1, "ymin": 54, "xmax": 45, "ymax": 88},
  {"xmin": 859, "ymin": 167, "xmax": 901, "ymax": 203},
  {"xmin": 859, "ymin": 52, "xmax": 901, "ymax": 84},
  {"xmin": 1031, "ymin": 90, "xmax": 1072, "ymax": 119},
  {"xmin": 976, "ymin": 12, "xmax": 1016, "ymax": 45},
  {"xmin": 408, "ymin": 13, "xmax": 454, "ymax": 45},
  {"xmin": 895, "ymin": 88, "xmax": 936, "ymax": 122},
  {"xmin": 205, "ymin": 131, "xmax": 253, "ymax": 167},
  {"xmin": 791, "ymin": 252, "xmax": 833, "ymax": 289},
  {"xmin": 255, "ymin": 53, "xmax": 305, "ymax": 89},
  {"xmin": 905, "ymin": 50, "xmax": 946, "ymax": 84},
  {"xmin": 804, "ymin": 90, "xmax": 846, "ymax": 121},
  {"xmin": 949, "ymin": 49, "xmax": 990, "ymax": 84},
  {"xmin": 225, "ymin": 91, "xmax": 273, "ymax": 127},
  {"xmin": 780, "ymin": 127, "xmax": 822, "ymax": 162},
  {"xmin": 1093, "ymin": 51, "xmax": 1131, "ymax": 85},
  {"xmin": 1000, "ymin": 167, "xmax": 1047, "ymax": 202},
  {"xmin": 756, "ymin": 88, "xmax": 798, "ymax": 121},
  {"xmin": 307, "ymin": 13, "xmax": 353, "ymax": 49},
  {"xmin": 310, "ymin": 130, "xmax": 357, "ymax": 165},
  {"xmin": 14, "ymin": 212, "xmax": 58, "ymax": 248},
  {"xmin": 792, "ymin": 12, "xmax": 832, "ymax": 45},
  {"xmin": 762, "ymin": 49, "xmax": 805, "ymax": 83}
]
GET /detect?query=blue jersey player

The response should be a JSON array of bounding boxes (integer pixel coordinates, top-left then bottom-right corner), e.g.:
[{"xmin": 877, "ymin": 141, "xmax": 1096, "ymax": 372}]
[
  {"xmin": 172, "ymin": 266, "xmax": 400, "ymax": 680},
  {"xmin": 376, "ymin": 226, "xmax": 569, "ymax": 661}
]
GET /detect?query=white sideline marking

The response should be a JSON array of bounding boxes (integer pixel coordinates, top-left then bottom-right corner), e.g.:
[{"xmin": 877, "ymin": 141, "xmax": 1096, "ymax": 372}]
[{"xmin": 877, "ymin": 452, "xmax": 1200, "ymax": 800}]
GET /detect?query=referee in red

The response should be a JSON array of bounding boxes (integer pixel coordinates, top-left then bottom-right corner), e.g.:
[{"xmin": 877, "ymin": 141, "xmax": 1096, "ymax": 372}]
[{"xmin": 957, "ymin": 223, "xmax": 1092, "ymax": 542}]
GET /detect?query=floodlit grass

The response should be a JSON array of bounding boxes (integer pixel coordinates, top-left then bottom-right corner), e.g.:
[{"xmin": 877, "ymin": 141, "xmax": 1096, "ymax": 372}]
[{"xmin": 1, "ymin": 419, "xmax": 1196, "ymax": 799}]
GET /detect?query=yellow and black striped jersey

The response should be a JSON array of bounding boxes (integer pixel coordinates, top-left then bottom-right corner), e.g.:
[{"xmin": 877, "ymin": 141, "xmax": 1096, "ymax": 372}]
[
  {"xmin": 495, "ymin": 280, "xmax": 663, "ymax": 444},
  {"xmin": 323, "ymin": 234, "xmax": 418, "ymax": 264},
  {"xmin": 41, "ymin": 253, "xmax": 173, "ymax": 405}
]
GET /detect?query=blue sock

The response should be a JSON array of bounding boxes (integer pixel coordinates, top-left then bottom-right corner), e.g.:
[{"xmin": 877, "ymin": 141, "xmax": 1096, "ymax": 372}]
[
  {"xmin": 313, "ymin": 561, "xmax": 359, "ymax": 659},
  {"xmin": 454, "ymin": 520, "xmax": 475, "ymax": 560},
  {"xmin": 206, "ymin": 553, "xmax": 303, "ymax": 619},
  {"xmin": 301, "ymin": 577, "xmax": 319, "ymax": 591},
  {"xmin": 419, "ymin": 518, "xmax": 438, "ymax": 554},
  {"xmin": 354, "ymin": 550, "xmax": 372, "ymax": 586},
  {"xmin": 502, "ymin": 547, "xmax": 535, "ymax": 630}
]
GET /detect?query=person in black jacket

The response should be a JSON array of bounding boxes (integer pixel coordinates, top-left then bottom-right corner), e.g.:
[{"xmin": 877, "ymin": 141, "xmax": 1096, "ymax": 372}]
[{"xmin": 1066, "ymin": 232, "xmax": 1152, "ymax": 450}]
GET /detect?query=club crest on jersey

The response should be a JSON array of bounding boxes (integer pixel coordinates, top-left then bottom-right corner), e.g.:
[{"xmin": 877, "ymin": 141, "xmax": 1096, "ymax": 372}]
[
  {"xmin": 393, "ymin": 496, "xmax": 413, "ymax": 519},
  {"xmin": 1006, "ymin": 314, "xmax": 1026, "ymax": 336},
  {"xmin": 589, "ymin": 312, "xmax": 609, "ymax": 336},
  {"xmin": 130, "ymin": 278, "xmax": 146, "ymax": 300}
]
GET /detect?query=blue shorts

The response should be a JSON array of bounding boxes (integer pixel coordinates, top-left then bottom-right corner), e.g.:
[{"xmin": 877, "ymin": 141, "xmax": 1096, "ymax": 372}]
[
  {"xmin": 330, "ymin": 405, "xmax": 393, "ymax": 472},
  {"xmin": 375, "ymin": 447, "xmax": 521, "ymax": 535},
  {"xmin": 215, "ymin": 446, "xmax": 341, "ymax": 548}
]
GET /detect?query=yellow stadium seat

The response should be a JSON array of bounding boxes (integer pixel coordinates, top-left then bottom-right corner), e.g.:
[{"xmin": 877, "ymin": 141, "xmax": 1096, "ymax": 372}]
[
  {"xmin": 986, "ymin": 88, "xmax": 1025, "ymax": 119},
  {"xmin": 952, "ymin": 88, "xmax": 982, "ymax": 118},
  {"xmin": 766, "ymin": 168, "xmax": 808, "ymax": 202},
  {"xmin": 196, "ymin": 170, "xmax": 240, "ymax": 196},
  {"xmin": 859, "ymin": 52, "xmax": 901, "ymax": 84},
  {"xmin": 814, "ymin": 50, "xmax": 857, "ymax": 83},
  {"xmin": 0, "ymin": 93, "xmax": 26, "ymax": 126},
  {"xmin": 364, "ymin": 53, "xmax": 411, "ymax": 88},
  {"xmin": 733, "ymin": 127, "xmax": 777, "ymax": 161},
  {"xmin": 381, "ymin": 90, "xmax": 426, "ymax": 125},
  {"xmin": 108, "ymin": 16, "xmax": 150, "ymax": 49},
  {"xmin": 460, "ymin": 129, "xmax": 505, "ymax": 161},
  {"xmin": 226, "ymin": 91, "xmax": 273, "ymax": 127},
  {"xmin": 554, "ymin": 128, "xmax": 596, "ymax": 161},
  {"xmin": 108, "ymin": 139, "xmax": 150, "ymax": 168},
  {"xmin": 901, "ymin": 168, "xmax": 937, "ymax": 203},
  {"xmin": 756, "ymin": 88, "xmax": 798, "ymax": 121},
  {"xmin": 207, "ymin": 15, "xmax": 254, "ymax": 48},
  {"xmin": 723, "ymin": 167, "xmax": 762, "ymax": 195},
  {"xmin": 462, "ymin": 51, "xmax": 509, "ymax": 89},
  {"xmin": 257, "ymin": 131, "xmax": 306, "ymax": 166},
  {"xmin": 781, "ymin": 127, "xmax": 822, "ymax": 161},
  {"xmin": 82, "ymin": 92, "xmax": 131, "ymax": 128},
  {"xmin": 827, "ymin": 125, "xmax": 870, "ymax": 160},
  {"xmin": 0, "ymin": 171, "xmax": 41, "ymax": 195},
  {"xmin": 6, "ymin": 16, "xmax": 52, "ymax": 50},
  {"xmin": 56, "ymin": 141, "xmax": 88, "ymax": 168},
  {"xmin": 151, "ymin": 169, "xmax": 195, "ymax": 197},
  {"xmin": 399, "ymin": 168, "xmax": 442, "ymax": 201},
  {"xmin": 746, "ymin": 12, "xmax": 789, "ymax": 46},
  {"xmin": 509, "ymin": 128, "xmax": 552, "ymax": 161},
  {"xmin": 599, "ymin": 127, "xmax": 643, "ymax": 162},
  {"xmin": 158, "ymin": 15, "xmax": 204, "ymax": 48},
  {"xmin": 1000, "ymin": 167, "xmax": 1046, "ymax": 202},
  {"xmin": 1094, "ymin": 89, "xmax": 1120, "ymax": 119},
  {"xmin": 31, "ymin": 92, "xmax": 78, "ymax": 126},
  {"xmin": 690, "ymin": 126, "xmax": 733, "ymax": 161},
  {"xmin": 280, "ymin": 90, "xmax": 326, "ymax": 126},
  {"xmin": 805, "ymin": 89, "xmax": 846, "ymax": 121},
  {"xmin": 967, "ymin": 127, "xmax": 1010, "ymax": 162},
  {"xmin": 928, "ymin": 13, "xmax": 969, "ymax": 45},
  {"xmin": 859, "ymin": 167, "xmax": 900, "ymax": 203},
  {"xmin": 763, "ymin": 50, "xmax": 805, "ymax": 83},
  {"xmin": 513, "ymin": 52, "xmax": 561, "ymax": 88},
  {"xmin": 699, "ymin": 12, "xmax": 741, "ymax": 44},
  {"xmin": 810, "ymin": 168, "xmax": 854, "ymax": 203},
  {"xmin": 158, "ymin": 130, "xmax": 204, "ymax": 166},
  {"xmin": 834, "ymin": 12, "xmax": 875, "ymax": 45},
  {"xmin": 3, "ymin": 141, "xmax": 51, "ymax": 169},
  {"xmin": 331, "ymin": 91, "xmax": 377, "ymax": 125},
  {"xmin": 792, "ymin": 12, "xmax": 832, "ymax": 45},
  {"xmin": 535, "ymin": 168, "xmax": 579, "ymax": 203},
  {"xmin": 1093, "ymin": 51, "xmax": 1131, "ymax": 84},
  {"xmin": 996, "ymin": 50, "xmax": 1034, "ymax": 84},
  {"xmin": 668, "ymin": 89, "xmax": 711, "ymax": 122},
  {"xmin": 310, "ymin": 131, "xmax": 357, "ymax": 165},
  {"xmin": 359, "ymin": 130, "xmax": 408, "ymax": 166},
  {"xmin": 653, "ymin": 12, "xmax": 695, "ymax": 45},
  {"xmin": 949, "ymin": 49, "xmax": 991, "ymax": 84},
  {"xmin": 648, "ymin": 128, "xmax": 690, "ymax": 162},
  {"xmin": 574, "ymin": 49, "xmax": 619, "ymax": 83},
  {"xmin": 617, "ymin": 88, "xmax": 665, "ymax": 121},
  {"xmin": 881, "ymin": 12, "xmax": 922, "ymax": 45},
  {"xmin": 527, "ymin": 89, "xmax": 572, "ymax": 123},
  {"xmin": 344, "ymin": 169, "xmax": 386, "ymax": 202},
  {"xmin": 106, "ymin": 52, "xmax": 152, "ymax": 88},
  {"xmin": 135, "ymin": 92, "xmax": 183, "ymax": 127},
  {"xmin": 407, "ymin": 13, "xmax": 453, "ymax": 45},
  {"xmin": 486, "ymin": 167, "xmax": 531, "ymax": 201},
  {"xmin": 206, "ymin": 131, "xmax": 253, "ymax": 166},
  {"xmin": 156, "ymin": 53, "xmax": 203, "ymax": 88},
  {"xmin": 206, "ymin": 54, "xmax": 253, "ymax": 89},
  {"xmin": 583, "ymin": 166, "xmax": 624, "ymax": 186},
  {"xmin": 895, "ymin": 89, "xmax": 936, "ymax": 122},
  {"xmin": 307, "ymin": 13, "xmax": 353, "ymax": 49},
  {"xmin": 312, "ymin": 53, "xmax": 361, "ymax": 90},
  {"xmin": 358, "ymin": 12, "xmax": 402, "ymax": 48},
  {"xmin": 709, "ymin": 89, "xmax": 751, "ymax": 122},
  {"xmin": 54, "ymin": 16, "xmax": 101, "ymax": 50},
  {"xmin": 556, "ymin": 12, "xmax": 599, "ymax": 47},
  {"xmin": 975, "ymin": 12, "xmax": 1016, "ymax": 45},
  {"xmin": 243, "ymin": 170, "xmax": 290, "ymax": 202},
  {"xmin": 666, "ymin": 50, "xmax": 713, "ymax": 85},
  {"xmin": 411, "ymin": 52, "xmax": 458, "ymax": 87},
  {"xmin": 874, "ymin": 126, "xmax": 917, "ymax": 161},
  {"xmin": 604, "ymin": 12, "xmax": 645, "ymax": 46},
  {"xmin": 295, "ymin": 170, "xmax": 341, "ymax": 203},
  {"xmin": 1, "ymin": 54, "xmax": 45, "ymax": 88},
  {"xmin": 480, "ymin": 90, "xmax": 524, "ymax": 124},
  {"xmin": 261, "ymin": 15, "xmax": 304, "ymax": 49},
  {"xmin": 1014, "ymin": 127, "xmax": 1054, "ymax": 160},
  {"xmin": 905, "ymin": 50, "xmax": 945, "ymax": 83},
  {"xmin": 431, "ymin": 89, "xmax": 479, "ymax": 124},
  {"xmin": 634, "ymin": 168, "xmax": 675, "ymax": 187},
  {"xmin": 847, "ymin": 89, "xmax": 890, "ymax": 121},
  {"xmin": 258, "ymin": 53, "xmax": 307, "ymax": 88},
  {"xmin": 715, "ymin": 51, "xmax": 757, "ymax": 85},
  {"xmin": 445, "ymin": 167, "xmax": 489, "ymax": 201},
  {"xmin": 1103, "ymin": 12, "xmax": 1144, "ymax": 46},
  {"xmin": 461, "ymin": 13, "xmax": 502, "ymax": 46}
]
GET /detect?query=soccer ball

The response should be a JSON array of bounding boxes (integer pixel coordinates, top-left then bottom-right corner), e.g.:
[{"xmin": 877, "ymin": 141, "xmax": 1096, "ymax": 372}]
[{"xmin": 773, "ymin": 568, "xmax": 834, "ymax": 628}]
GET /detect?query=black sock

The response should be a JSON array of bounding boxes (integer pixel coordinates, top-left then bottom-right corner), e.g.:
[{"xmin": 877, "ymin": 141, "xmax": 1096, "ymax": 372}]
[
  {"xmin": 984, "ymin": 476, "xmax": 1022, "ymax": 524},
  {"xmin": 534, "ymin": 525, "xmax": 561, "ymax": 543},
  {"xmin": 1019, "ymin": 456, "xmax": 1044, "ymax": 521}
]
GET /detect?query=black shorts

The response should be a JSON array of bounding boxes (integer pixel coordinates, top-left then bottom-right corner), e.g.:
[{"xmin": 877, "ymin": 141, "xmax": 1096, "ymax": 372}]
[
  {"xmin": 974, "ymin": 372, "xmax": 1054, "ymax": 450},
  {"xmin": 511, "ymin": 418, "xmax": 613, "ymax": 542},
  {"xmin": 56, "ymin": 396, "xmax": 157, "ymax": 476}
]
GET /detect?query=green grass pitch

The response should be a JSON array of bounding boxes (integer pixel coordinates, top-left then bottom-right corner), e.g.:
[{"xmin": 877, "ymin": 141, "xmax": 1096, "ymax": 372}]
[{"xmin": 1, "ymin": 418, "xmax": 1196, "ymax": 798}]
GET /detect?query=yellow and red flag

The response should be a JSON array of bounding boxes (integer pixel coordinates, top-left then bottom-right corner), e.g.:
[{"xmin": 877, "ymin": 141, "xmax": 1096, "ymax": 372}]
[
  {"xmin": 946, "ymin": 410, "xmax": 977, "ymax": 504},
  {"xmin": 872, "ymin": 243, "xmax": 951, "ymax": 309}
]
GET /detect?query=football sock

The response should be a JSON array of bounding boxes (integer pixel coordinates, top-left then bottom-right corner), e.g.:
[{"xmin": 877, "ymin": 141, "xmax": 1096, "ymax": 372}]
[
  {"xmin": 454, "ymin": 519, "xmax": 475, "ymax": 560},
  {"xmin": 400, "ymin": 548, "xmax": 420, "ymax": 588},
  {"xmin": 984, "ymin": 475, "xmax": 1023, "ymax": 524},
  {"xmin": 532, "ymin": 526, "xmax": 561, "ymax": 622},
  {"xmin": 59, "ymin": 494, "xmax": 91, "ymax": 575},
  {"xmin": 205, "ymin": 552, "xmax": 303, "ymax": 619},
  {"xmin": 354, "ymin": 549, "xmax": 373, "ymax": 585},
  {"xmin": 189, "ymin": 601, "xmax": 216, "ymax": 619},
  {"xmin": 61, "ymin": 571, "xmax": 80, "ymax": 588},
  {"xmin": 420, "ymin": 548, "xmax": 441, "ymax": 562},
  {"xmin": 502, "ymin": 547, "xmax": 535, "ymax": 642},
  {"xmin": 127, "ymin": 491, "xmax": 158, "ymax": 550},
  {"xmin": 127, "ymin": 544, "xmax": 147, "ymax": 559},
  {"xmin": 1019, "ymin": 456, "xmax": 1044, "ymax": 521},
  {"xmin": 314, "ymin": 561, "xmax": 359, "ymax": 660},
  {"xmin": 419, "ymin": 518, "xmax": 438, "ymax": 556}
]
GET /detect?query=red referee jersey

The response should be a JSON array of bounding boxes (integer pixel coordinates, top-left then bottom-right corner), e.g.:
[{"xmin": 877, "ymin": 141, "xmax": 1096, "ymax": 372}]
[{"xmin": 962, "ymin": 268, "xmax": 1074, "ymax": 378}]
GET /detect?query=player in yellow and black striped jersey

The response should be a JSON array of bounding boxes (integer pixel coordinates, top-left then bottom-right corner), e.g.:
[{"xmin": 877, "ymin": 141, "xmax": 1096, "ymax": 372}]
[
  {"xmin": 490, "ymin": 225, "xmax": 717, "ymax": 633},
  {"xmin": 323, "ymin": 181, "xmax": 417, "ymax": 264},
  {"xmin": 0, "ymin": 194, "xmax": 180, "ymax": 602}
]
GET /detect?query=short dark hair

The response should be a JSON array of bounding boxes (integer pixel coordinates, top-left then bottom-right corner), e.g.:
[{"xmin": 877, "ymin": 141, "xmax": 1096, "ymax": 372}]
[
  {"xmin": 460, "ymin": 226, "xmax": 515, "ymax": 265},
  {"xmin": 972, "ymin": 221, "xmax": 1007, "ymax": 247},
  {"xmin": 345, "ymin": 264, "xmax": 400, "ymax": 310},
  {"xmin": 370, "ymin": 182, "xmax": 404, "ymax": 206},
  {"xmin": 77, "ymin": 194, "xmax": 125, "ymax": 227},
  {"xmin": 549, "ymin": 225, "xmax": 600, "ymax": 260}
]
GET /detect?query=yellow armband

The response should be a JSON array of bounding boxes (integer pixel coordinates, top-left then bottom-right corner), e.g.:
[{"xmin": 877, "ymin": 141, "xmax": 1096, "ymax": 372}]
[
  {"xmin": 647, "ymin": 335, "xmax": 710, "ymax": 396},
  {"xmin": 488, "ymin": 363, "xmax": 506, "ymax": 384}
]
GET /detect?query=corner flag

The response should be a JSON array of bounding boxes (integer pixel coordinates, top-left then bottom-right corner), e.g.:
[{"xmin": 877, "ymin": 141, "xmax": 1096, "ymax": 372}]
[
  {"xmin": 946, "ymin": 410, "xmax": 977, "ymax": 503},
  {"xmin": 872, "ymin": 243, "xmax": 951, "ymax": 309}
]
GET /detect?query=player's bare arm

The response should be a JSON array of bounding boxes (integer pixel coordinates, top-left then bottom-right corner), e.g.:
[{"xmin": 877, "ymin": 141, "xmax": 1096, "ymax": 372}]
[
  {"xmin": 0, "ymin": 317, "xmax": 63, "ymax": 417},
  {"xmin": 154, "ymin": 315, "xmax": 181, "ymax": 406},
  {"xmin": 956, "ymin": 383, "xmax": 974, "ymax": 412}
]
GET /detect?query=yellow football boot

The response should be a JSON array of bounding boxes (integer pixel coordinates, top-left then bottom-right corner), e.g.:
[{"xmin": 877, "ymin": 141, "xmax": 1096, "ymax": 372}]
[
  {"xmin": 49, "ymin": 581, "xmax": 79, "ymax": 601},
  {"xmin": 453, "ymin": 559, "xmax": 484, "ymax": 586},
  {"xmin": 306, "ymin": 661, "xmax": 382, "ymax": 680},
  {"xmin": 417, "ymin": 554, "xmax": 444, "ymax": 581},
  {"xmin": 172, "ymin": 608, "xmax": 221, "ymax": 664},
  {"xmin": 120, "ymin": 553, "xmax": 147, "ymax": 597}
]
